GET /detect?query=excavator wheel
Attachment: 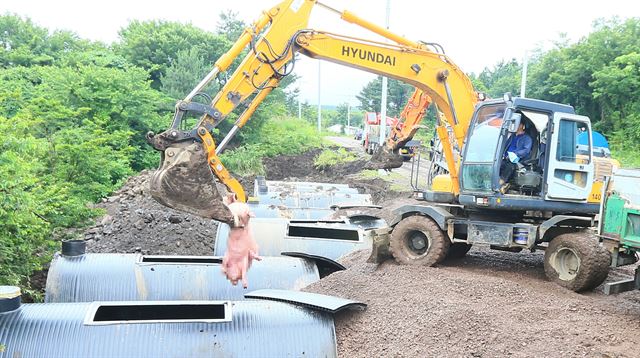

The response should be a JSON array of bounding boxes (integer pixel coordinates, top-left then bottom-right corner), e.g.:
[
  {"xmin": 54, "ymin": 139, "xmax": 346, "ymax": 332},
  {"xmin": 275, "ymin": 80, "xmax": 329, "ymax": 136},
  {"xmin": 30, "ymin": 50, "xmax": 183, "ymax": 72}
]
[
  {"xmin": 149, "ymin": 141, "xmax": 234, "ymax": 224},
  {"xmin": 364, "ymin": 147, "xmax": 404, "ymax": 170},
  {"xmin": 390, "ymin": 215, "xmax": 450, "ymax": 266},
  {"xmin": 543, "ymin": 232, "xmax": 611, "ymax": 292}
]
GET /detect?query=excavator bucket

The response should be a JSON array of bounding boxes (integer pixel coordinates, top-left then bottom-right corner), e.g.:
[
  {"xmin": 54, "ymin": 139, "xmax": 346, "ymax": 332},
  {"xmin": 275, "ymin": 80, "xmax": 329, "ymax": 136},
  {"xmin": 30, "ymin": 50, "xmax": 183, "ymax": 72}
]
[
  {"xmin": 364, "ymin": 147, "xmax": 405, "ymax": 170},
  {"xmin": 149, "ymin": 141, "xmax": 235, "ymax": 224}
]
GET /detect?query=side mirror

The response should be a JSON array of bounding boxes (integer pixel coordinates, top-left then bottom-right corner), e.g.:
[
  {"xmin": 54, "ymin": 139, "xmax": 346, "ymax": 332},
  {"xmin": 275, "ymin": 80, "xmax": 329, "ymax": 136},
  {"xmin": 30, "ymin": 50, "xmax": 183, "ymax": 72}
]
[{"xmin": 508, "ymin": 113, "xmax": 522, "ymax": 133}]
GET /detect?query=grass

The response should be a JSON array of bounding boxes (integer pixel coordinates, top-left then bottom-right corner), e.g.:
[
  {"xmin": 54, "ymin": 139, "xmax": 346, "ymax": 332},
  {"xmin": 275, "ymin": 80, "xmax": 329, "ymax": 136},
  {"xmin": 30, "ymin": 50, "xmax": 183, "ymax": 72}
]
[
  {"xmin": 220, "ymin": 117, "xmax": 323, "ymax": 176},
  {"xmin": 220, "ymin": 145, "xmax": 265, "ymax": 176},
  {"xmin": 314, "ymin": 147, "xmax": 359, "ymax": 169},
  {"xmin": 359, "ymin": 169, "xmax": 404, "ymax": 181}
]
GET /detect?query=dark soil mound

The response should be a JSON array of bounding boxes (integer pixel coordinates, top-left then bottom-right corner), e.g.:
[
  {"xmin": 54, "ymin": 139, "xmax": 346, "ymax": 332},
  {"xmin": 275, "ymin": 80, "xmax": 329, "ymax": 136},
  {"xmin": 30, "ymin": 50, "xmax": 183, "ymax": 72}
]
[{"xmin": 85, "ymin": 170, "xmax": 219, "ymax": 256}]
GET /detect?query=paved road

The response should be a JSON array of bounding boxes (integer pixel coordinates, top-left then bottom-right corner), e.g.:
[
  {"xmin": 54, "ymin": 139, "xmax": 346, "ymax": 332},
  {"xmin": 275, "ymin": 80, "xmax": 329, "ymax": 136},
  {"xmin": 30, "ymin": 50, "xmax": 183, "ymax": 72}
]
[{"xmin": 326, "ymin": 136, "xmax": 432, "ymax": 190}]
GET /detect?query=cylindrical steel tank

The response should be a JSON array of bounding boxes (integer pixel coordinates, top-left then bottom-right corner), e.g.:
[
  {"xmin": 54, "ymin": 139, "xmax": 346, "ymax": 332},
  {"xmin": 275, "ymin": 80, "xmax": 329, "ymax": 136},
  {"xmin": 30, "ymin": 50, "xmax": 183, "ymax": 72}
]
[
  {"xmin": 215, "ymin": 218, "xmax": 381, "ymax": 260},
  {"xmin": 0, "ymin": 298, "xmax": 337, "ymax": 357},
  {"xmin": 45, "ymin": 254, "xmax": 320, "ymax": 303},
  {"xmin": 248, "ymin": 203, "xmax": 334, "ymax": 220}
]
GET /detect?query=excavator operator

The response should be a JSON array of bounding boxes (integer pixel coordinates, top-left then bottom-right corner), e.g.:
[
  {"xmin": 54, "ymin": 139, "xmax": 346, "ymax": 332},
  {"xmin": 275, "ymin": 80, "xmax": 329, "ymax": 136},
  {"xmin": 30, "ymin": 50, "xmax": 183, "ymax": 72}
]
[{"xmin": 499, "ymin": 121, "xmax": 532, "ymax": 193}]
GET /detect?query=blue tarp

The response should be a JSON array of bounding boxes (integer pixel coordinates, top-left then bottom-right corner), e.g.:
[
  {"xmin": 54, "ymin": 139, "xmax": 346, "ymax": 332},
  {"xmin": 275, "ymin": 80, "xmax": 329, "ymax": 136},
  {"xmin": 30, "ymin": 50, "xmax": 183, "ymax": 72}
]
[{"xmin": 577, "ymin": 131, "xmax": 609, "ymax": 148}]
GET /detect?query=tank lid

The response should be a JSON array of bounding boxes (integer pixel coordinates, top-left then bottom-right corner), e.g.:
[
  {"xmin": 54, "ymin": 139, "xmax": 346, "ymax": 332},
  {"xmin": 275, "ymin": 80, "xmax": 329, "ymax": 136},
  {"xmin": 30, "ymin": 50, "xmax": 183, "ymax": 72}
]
[
  {"xmin": 62, "ymin": 239, "xmax": 86, "ymax": 256},
  {"xmin": 0, "ymin": 286, "xmax": 21, "ymax": 313},
  {"xmin": 0, "ymin": 286, "xmax": 20, "ymax": 299}
]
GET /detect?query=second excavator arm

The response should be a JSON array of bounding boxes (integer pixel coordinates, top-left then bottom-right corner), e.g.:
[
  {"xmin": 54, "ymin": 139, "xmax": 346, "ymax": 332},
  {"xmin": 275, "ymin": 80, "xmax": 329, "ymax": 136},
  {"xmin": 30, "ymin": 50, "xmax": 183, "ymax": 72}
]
[{"xmin": 147, "ymin": 0, "xmax": 479, "ymax": 223}]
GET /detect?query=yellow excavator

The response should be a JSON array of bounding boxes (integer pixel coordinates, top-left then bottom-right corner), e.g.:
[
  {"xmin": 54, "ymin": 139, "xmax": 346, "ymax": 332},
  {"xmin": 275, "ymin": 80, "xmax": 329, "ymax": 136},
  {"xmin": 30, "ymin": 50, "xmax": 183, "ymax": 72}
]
[
  {"xmin": 366, "ymin": 88, "xmax": 433, "ymax": 169},
  {"xmin": 147, "ymin": 0, "xmax": 622, "ymax": 291},
  {"xmin": 146, "ymin": 0, "xmax": 479, "ymax": 223}
]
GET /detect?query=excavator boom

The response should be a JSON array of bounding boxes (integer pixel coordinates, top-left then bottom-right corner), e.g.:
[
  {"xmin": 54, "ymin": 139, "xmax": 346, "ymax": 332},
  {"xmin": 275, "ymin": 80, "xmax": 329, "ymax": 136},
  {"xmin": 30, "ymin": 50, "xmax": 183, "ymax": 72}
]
[{"xmin": 147, "ymin": 0, "xmax": 479, "ymax": 223}]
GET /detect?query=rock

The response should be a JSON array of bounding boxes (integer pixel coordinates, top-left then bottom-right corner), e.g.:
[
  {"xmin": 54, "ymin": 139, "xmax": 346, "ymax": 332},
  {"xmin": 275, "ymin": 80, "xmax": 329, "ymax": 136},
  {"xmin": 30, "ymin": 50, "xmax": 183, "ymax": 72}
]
[
  {"xmin": 133, "ymin": 219, "xmax": 145, "ymax": 231},
  {"xmin": 107, "ymin": 196, "xmax": 120, "ymax": 203},
  {"xmin": 143, "ymin": 213, "xmax": 154, "ymax": 223},
  {"xmin": 168, "ymin": 214, "xmax": 183, "ymax": 224},
  {"xmin": 100, "ymin": 215, "xmax": 113, "ymax": 226}
]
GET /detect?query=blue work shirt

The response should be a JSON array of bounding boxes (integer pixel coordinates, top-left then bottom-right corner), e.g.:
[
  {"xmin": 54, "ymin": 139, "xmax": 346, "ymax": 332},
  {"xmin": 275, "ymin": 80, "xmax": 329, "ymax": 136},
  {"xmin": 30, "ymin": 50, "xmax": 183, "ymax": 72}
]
[{"xmin": 506, "ymin": 133, "xmax": 533, "ymax": 160}]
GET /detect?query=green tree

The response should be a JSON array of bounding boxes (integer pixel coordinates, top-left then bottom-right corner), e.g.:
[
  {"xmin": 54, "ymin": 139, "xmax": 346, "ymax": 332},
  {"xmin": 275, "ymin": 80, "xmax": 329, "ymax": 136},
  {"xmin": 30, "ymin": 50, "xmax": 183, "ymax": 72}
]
[
  {"xmin": 0, "ymin": 15, "xmax": 92, "ymax": 68},
  {"xmin": 474, "ymin": 59, "xmax": 522, "ymax": 98},
  {"xmin": 356, "ymin": 76, "xmax": 413, "ymax": 117},
  {"xmin": 217, "ymin": 10, "xmax": 246, "ymax": 42},
  {"xmin": 115, "ymin": 20, "xmax": 231, "ymax": 88},
  {"xmin": 161, "ymin": 48, "xmax": 214, "ymax": 100}
]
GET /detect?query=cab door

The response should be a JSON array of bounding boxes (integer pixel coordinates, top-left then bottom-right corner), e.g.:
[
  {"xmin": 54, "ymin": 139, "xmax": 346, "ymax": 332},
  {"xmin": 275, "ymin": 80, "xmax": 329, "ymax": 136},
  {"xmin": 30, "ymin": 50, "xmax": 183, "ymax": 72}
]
[{"xmin": 545, "ymin": 113, "xmax": 594, "ymax": 202}]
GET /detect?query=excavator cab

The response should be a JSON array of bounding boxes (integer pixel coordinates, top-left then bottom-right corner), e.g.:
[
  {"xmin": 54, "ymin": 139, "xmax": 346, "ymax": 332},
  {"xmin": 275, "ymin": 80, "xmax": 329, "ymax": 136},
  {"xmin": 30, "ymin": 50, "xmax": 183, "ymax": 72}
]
[{"xmin": 455, "ymin": 97, "xmax": 599, "ymax": 214}]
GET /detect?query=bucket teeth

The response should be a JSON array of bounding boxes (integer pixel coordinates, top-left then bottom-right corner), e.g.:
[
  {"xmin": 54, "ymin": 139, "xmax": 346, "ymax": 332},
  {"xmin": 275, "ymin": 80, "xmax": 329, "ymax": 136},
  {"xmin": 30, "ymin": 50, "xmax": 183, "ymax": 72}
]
[{"xmin": 149, "ymin": 141, "xmax": 234, "ymax": 224}]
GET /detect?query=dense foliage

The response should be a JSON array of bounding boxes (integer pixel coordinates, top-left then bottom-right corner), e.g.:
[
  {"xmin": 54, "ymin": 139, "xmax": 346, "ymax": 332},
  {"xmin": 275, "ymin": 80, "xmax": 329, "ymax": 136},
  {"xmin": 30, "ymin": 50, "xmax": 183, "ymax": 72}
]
[
  {"xmin": 470, "ymin": 18, "xmax": 640, "ymax": 166},
  {"xmin": 0, "ymin": 13, "xmax": 314, "ymax": 291}
]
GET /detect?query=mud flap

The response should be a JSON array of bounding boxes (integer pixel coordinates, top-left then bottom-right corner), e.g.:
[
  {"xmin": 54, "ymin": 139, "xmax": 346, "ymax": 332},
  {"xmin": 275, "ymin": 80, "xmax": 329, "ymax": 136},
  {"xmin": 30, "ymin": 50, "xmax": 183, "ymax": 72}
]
[
  {"xmin": 367, "ymin": 227, "xmax": 392, "ymax": 263},
  {"xmin": 149, "ymin": 141, "xmax": 234, "ymax": 224}
]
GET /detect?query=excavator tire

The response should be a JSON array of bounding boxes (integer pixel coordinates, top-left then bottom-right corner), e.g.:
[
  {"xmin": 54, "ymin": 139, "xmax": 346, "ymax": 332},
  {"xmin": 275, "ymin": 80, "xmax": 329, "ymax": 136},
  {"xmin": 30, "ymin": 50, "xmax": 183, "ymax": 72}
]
[
  {"xmin": 390, "ymin": 215, "xmax": 449, "ymax": 266},
  {"xmin": 543, "ymin": 232, "xmax": 611, "ymax": 292},
  {"xmin": 446, "ymin": 243, "xmax": 472, "ymax": 259}
]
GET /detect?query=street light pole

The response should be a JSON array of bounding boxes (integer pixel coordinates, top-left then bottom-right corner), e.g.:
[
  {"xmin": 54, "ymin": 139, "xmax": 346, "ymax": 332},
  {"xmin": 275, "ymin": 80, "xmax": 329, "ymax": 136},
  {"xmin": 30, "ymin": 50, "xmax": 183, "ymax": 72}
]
[
  {"xmin": 520, "ymin": 50, "xmax": 529, "ymax": 98},
  {"xmin": 317, "ymin": 61, "xmax": 322, "ymax": 132},
  {"xmin": 378, "ymin": 0, "xmax": 391, "ymax": 147}
]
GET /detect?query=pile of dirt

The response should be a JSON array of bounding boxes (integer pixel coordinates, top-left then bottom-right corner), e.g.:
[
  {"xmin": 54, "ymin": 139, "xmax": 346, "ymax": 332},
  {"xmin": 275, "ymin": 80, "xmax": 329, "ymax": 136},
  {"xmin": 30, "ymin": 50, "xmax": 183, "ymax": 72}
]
[
  {"xmin": 84, "ymin": 170, "xmax": 219, "ymax": 256},
  {"xmin": 257, "ymin": 146, "xmax": 409, "ymax": 205},
  {"xmin": 305, "ymin": 248, "xmax": 640, "ymax": 357},
  {"xmin": 262, "ymin": 147, "xmax": 368, "ymax": 182},
  {"xmin": 83, "ymin": 146, "xmax": 400, "ymax": 256}
]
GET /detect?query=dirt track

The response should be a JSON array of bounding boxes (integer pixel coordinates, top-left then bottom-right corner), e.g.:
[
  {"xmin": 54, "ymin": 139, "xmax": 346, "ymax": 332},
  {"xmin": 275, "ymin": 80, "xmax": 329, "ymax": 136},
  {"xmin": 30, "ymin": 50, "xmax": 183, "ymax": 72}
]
[{"xmin": 76, "ymin": 145, "xmax": 640, "ymax": 357}]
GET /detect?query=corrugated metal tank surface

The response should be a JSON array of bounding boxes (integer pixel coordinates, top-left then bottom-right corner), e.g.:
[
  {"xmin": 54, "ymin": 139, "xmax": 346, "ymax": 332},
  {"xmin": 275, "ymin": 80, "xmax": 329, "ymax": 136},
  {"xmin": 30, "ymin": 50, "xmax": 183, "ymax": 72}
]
[
  {"xmin": 215, "ymin": 218, "xmax": 375, "ymax": 260},
  {"xmin": 0, "ymin": 300, "xmax": 337, "ymax": 357},
  {"xmin": 254, "ymin": 180, "xmax": 360, "ymax": 195},
  {"xmin": 45, "ymin": 254, "xmax": 319, "ymax": 303},
  {"xmin": 253, "ymin": 191, "xmax": 372, "ymax": 208},
  {"xmin": 248, "ymin": 203, "xmax": 334, "ymax": 219}
]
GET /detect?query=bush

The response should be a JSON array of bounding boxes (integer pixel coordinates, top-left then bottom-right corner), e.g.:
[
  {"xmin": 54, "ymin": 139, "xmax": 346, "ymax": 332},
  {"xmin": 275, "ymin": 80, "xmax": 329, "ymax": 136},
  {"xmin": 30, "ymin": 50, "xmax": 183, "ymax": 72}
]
[
  {"xmin": 221, "ymin": 117, "xmax": 322, "ymax": 175},
  {"xmin": 314, "ymin": 147, "xmax": 358, "ymax": 169}
]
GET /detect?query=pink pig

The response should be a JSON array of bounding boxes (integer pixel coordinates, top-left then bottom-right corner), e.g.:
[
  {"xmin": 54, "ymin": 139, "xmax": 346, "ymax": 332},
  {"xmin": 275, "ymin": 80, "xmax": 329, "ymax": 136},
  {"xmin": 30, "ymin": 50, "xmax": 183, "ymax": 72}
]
[{"xmin": 221, "ymin": 194, "xmax": 261, "ymax": 288}]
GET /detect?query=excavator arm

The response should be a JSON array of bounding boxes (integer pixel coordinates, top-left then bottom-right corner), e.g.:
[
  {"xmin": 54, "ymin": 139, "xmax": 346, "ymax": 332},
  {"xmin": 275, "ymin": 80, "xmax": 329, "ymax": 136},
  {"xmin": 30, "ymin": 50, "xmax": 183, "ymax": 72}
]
[
  {"xmin": 389, "ymin": 88, "xmax": 432, "ymax": 151},
  {"xmin": 147, "ymin": 0, "xmax": 479, "ymax": 223}
]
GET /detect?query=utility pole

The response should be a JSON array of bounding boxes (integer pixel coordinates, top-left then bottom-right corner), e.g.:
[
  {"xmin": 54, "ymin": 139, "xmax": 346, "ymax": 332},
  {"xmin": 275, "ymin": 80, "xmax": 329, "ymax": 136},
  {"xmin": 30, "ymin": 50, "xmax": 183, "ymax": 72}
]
[
  {"xmin": 378, "ymin": 0, "xmax": 391, "ymax": 146},
  {"xmin": 347, "ymin": 103, "xmax": 351, "ymax": 130},
  {"xmin": 317, "ymin": 61, "xmax": 322, "ymax": 132},
  {"xmin": 520, "ymin": 50, "xmax": 528, "ymax": 98}
]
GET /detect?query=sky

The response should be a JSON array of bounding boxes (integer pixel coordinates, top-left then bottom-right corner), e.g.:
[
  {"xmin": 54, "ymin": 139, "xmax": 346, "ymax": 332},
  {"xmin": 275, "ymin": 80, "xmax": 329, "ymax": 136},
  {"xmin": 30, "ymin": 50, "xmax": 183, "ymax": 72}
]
[{"xmin": 3, "ymin": 0, "xmax": 639, "ymax": 106}]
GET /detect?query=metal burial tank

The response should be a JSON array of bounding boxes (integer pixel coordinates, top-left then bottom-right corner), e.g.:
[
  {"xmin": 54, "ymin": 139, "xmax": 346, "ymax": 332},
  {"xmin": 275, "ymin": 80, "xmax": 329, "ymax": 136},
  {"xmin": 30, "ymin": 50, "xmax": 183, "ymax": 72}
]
[
  {"xmin": 1, "ymin": 287, "xmax": 361, "ymax": 358},
  {"xmin": 251, "ymin": 178, "xmax": 371, "ymax": 208},
  {"xmin": 215, "ymin": 218, "xmax": 386, "ymax": 260},
  {"xmin": 45, "ymin": 244, "xmax": 325, "ymax": 303}
]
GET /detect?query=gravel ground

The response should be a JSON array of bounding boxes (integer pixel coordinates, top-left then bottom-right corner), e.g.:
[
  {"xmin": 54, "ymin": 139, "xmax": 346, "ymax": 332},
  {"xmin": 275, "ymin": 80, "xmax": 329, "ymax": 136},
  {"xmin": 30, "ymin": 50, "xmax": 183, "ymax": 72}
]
[{"xmin": 305, "ymin": 248, "xmax": 640, "ymax": 357}]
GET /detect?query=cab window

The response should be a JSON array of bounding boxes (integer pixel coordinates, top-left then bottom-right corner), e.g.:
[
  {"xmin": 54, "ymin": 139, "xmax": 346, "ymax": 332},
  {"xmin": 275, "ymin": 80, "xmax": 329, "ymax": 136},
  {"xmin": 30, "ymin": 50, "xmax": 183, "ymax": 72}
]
[{"xmin": 556, "ymin": 120, "xmax": 590, "ymax": 164}]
